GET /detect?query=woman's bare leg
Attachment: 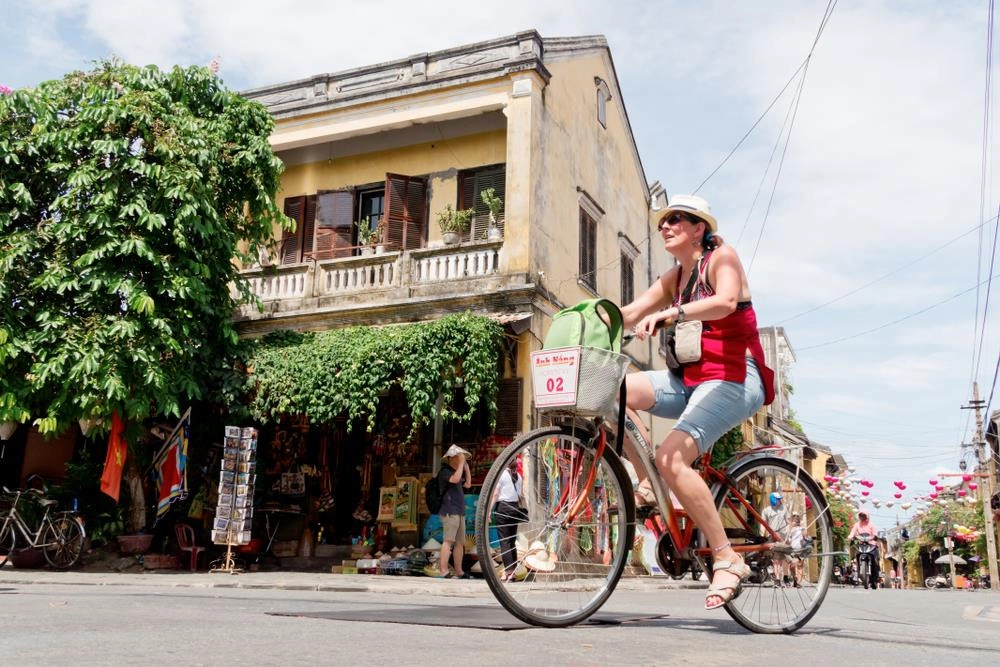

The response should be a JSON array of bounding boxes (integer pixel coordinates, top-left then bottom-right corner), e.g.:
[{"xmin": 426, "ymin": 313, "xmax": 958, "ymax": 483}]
[
  {"xmin": 655, "ymin": 428, "xmax": 742, "ymax": 607},
  {"xmin": 623, "ymin": 374, "xmax": 656, "ymax": 489}
]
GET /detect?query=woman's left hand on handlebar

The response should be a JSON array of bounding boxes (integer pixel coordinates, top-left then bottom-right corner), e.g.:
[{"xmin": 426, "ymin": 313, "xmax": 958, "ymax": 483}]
[{"xmin": 634, "ymin": 308, "xmax": 676, "ymax": 340}]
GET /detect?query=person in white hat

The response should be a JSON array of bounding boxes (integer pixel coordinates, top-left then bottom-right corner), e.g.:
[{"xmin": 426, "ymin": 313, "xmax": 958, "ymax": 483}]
[
  {"xmin": 620, "ymin": 194, "xmax": 777, "ymax": 610},
  {"xmin": 434, "ymin": 444, "xmax": 472, "ymax": 578}
]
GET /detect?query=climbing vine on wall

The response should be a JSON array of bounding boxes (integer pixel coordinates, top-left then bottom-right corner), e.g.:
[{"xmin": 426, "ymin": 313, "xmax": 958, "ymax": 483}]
[{"xmin": 242, "ymin": 314, "xmax": 503, "ymax": 435}]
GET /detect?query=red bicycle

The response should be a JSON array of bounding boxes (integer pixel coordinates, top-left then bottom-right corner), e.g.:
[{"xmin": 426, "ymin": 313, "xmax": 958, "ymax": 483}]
[{"xmin": 475, "ymin": 345, "xmax": 834, "ymax": 633}]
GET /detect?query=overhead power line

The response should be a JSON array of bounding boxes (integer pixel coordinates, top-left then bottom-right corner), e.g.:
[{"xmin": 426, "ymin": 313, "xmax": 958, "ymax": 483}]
[{"xmin": 797, "ymin": 272, "xmax": 1000, "ymax": 351}]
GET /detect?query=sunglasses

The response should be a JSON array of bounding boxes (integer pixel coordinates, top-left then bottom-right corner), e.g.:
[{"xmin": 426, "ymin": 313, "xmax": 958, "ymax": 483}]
[{"xmin": 658, "ymin": 213, "xmax": 698, "ymax": 230}]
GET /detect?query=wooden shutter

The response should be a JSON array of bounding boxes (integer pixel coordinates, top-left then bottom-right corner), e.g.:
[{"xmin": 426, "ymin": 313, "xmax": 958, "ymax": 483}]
[
  {"xmin": 280, "ymin": 195, "xmax": 317, "ymax": 264},
  {"xmin": 383, "ymin": 173, "xmax": 426, "ymax": 251},
  {"xmin": 314, "ymin": 191, "xmax": 355, "ymax": 260},
  {"xmin": 459, "ymin": 166, "xmax": 506, "ymax": 241},
  {"xmin": 301, "ymin": 195, "xmax": 317, "ymax": 259},
  {"xmin": 281, "ymin": 196, "xmax": 305, "ymax": 265},
  {"xmin": 494, "ymin": 378, "xmax": 523, "ymax": 436}
]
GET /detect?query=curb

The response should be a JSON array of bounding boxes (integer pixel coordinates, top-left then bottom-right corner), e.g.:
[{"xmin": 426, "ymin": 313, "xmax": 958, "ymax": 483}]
[{"xmin": 0, "ymin": 569, "xmax": 706, "ymax": 595}]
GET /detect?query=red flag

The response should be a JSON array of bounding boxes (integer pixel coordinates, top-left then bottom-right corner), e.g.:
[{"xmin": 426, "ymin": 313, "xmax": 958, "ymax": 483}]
[{"xmin": 100, "ymin": 411, "xmax": 127, "ymax": 502}]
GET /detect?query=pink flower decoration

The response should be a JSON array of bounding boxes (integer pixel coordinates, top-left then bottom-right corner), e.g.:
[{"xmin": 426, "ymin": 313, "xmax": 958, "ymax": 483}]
[{"xmin": 0, "ymin": 84, "xmax": 12, "ymax": 95}]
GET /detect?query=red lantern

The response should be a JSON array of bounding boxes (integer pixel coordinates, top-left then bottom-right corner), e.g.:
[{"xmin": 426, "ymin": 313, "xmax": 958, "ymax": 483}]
[
  {"xmin": 930, "ymin": 492, "xmax": 938, "ymax": 499},
  {"xmin": 862, "ymin": 490, "xmax": 870, "ymax": 496},
  {"xmin": 969, "ymin": 483, "xmax": 978, "ymax": 491},
  {"xmin": 894, "ymin": 493, "xmax": 902, "ymax": 499},
  {"xmin": 958, "ymin": 490, "xmax": 967, "ymax": 497},
  {"xmin": 929, "ymin": 479, "xmax": 938, "ymax": 485},
  {"xmin": 935, "ymin": 485, "xmax": 944, "ymax": 492},
  {"xmin": 962, "ymin": 474, "xmax": 972, "ymax": 482}
]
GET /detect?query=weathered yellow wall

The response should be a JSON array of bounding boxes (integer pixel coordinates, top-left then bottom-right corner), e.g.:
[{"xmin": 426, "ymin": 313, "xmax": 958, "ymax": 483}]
[{"xmin": 531, "ymin": 52, "xmax": 655, "ymax": 309}]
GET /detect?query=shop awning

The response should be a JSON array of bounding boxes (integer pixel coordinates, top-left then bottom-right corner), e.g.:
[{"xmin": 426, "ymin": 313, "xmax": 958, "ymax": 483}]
[{"xmin": 491, "ymin": 311, "xmax": 532, "ymax": 334}]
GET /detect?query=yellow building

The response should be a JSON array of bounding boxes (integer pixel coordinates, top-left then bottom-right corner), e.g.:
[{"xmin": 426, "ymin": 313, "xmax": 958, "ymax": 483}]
[
  {"xmin": 235, "ymin": 31, "xmax": 673, "ymax": 547},
  {"xmin": 239, "ymin": 30, "xmax": 669, "ymax": 439}
]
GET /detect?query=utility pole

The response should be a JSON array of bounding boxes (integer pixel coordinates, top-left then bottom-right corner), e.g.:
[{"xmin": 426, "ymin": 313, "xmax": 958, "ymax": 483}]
[{"xmin": 963, "ymin": 383, "xmax": 999, "ymax": 586}]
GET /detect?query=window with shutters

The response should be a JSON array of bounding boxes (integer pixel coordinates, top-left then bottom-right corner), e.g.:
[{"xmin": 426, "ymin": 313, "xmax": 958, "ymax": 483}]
[
  {"xmin": 280, "ymin": 195, "xmax": 317, "ymax": 265},
  {"xmin": 458, "ymin": 164, "xmax": 505, "ymax": 242},
  {"xmin": 619, "ymin": 234, "xmax": 638, "ymax": 305},
  {"xmin": 383, "ymin": 173, "xmax": 427, "ymax": 251},
  {"xmin": 579, "ymin": 208, "xmax": 597, "ymax": 291},
  {"xmin": 313, "ymin": 190, "xmax": 355, "ymax": 260},
  {"xmin": 620, "ymin": 252, "xmax": 634, "ymax": 304},
  {"xmin": 493, "ymin": 378, "xmax": 523, "ymax": 436}
]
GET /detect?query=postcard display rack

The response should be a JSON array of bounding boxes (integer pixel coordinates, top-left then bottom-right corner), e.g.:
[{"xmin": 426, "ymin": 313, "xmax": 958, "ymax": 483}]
[{"xmin": 210, "ymin": 426, "xmax": 257, "ymax": 574}]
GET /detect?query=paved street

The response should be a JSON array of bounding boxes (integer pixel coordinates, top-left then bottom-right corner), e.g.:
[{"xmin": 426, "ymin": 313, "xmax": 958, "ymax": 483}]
[{"xmin": 1, "ymin": 570, "xmax": 997, "ymax": 665}]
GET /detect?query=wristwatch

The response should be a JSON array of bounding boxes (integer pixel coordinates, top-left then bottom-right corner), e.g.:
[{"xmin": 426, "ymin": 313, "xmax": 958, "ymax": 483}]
[{"xmin": 676, "ymin": 306, "xmax": 686, "ymax": 322}]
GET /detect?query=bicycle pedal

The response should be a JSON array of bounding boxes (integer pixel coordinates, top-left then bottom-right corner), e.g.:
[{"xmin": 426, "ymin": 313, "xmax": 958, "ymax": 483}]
[{"xmin": 636, "ymin": 505, "xmax": 659, "ymax": 519}]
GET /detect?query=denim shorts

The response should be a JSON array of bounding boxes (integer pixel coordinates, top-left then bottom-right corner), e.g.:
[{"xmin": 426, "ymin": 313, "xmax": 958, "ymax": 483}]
[{"xmin": 641, "ymin": 358, "xmax": 765, "ymax": 453}]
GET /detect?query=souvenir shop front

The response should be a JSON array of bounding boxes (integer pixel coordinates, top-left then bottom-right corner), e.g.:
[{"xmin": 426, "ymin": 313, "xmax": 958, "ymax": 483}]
[
  {"xmin": 211, "ymin": 385, "xmax": 516, "ymax": 570},
  {"xmin": 167, "ymin": 315, "xmax": 525, "ymax": 571}
]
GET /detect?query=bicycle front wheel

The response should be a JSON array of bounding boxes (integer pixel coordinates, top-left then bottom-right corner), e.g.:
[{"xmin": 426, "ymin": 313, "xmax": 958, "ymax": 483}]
[
  {"xmin": 475, "ymin": 424, "xmax": 635, "ymax": 627},
  {"xmin": 715, "ymin": 456, "xmax": 833, "ymax": 633},
  {"xmin": 42, "ymin": 513, "xmax": 85, "ymax": 569}
]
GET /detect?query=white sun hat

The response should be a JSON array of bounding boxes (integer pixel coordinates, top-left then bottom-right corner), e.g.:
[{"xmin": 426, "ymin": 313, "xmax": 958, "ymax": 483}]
[
  {"xmin": 442, "ymin": 444, "xmax": 471, "ymax": 459},
  {"xmin": 653, "ymin": 194, "xmax": 718, "ymax": 233},
  {"xmin": 523, "ymin": 540, "xmax": 558, "ymax": 573}
]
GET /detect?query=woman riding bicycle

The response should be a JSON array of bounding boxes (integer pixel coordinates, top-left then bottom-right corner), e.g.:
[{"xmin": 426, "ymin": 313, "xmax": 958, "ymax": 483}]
[{"xmin": 620, "ymin": 194, "xmax": 775, "ymax": 610}]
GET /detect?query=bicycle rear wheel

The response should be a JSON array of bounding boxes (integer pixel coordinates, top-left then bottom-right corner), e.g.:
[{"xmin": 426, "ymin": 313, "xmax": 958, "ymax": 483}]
[
  {"xmin": 714, "ymin": 456, "xmax": 833, "ymax": 633},
  {"xmin": 42, "ymin": 513, "xmax": 85, "ymax": 569},
  {"xmin": 475, "ymin": 424, "xmax": 635, "ymax": 627}
]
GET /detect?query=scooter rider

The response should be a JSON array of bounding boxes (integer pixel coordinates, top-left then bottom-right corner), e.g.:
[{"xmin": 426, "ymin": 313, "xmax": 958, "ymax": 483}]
[{"xmin": 847, "ymin": 510, "xmax": 880, "ymax": 589}]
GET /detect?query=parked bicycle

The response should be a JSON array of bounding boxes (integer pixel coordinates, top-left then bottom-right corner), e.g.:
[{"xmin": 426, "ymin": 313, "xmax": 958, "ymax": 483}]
[
  {"xmin": 475, "ymin": 341, "xmax": 834, "ymax": 633},
  {"xmin": 0, "ymin": 481, "xmax": 86, "ymax": 569}
]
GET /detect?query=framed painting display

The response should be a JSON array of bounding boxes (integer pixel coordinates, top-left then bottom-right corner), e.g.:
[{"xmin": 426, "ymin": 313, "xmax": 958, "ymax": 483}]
[
  {"xmin": 393, "ymin": 476, "xmax": 418, "ymax": 527},
  {"xmin": 377, "ymin": 486, "xmax": 396, "ymax": 522}
]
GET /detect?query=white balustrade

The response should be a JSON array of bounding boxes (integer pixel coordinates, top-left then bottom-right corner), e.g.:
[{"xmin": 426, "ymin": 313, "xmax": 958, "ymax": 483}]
[
  {"xmin": 246, "ymin": 266, "xmax": 309, "ymax": 300},
  {"xmin": 318, "ymin": 256, "xmax": 399, "ymax": 295},
  {"xmin": 241, "ymin": 243, "xmax": 501, "ymax": 304},
  {"xmin": 413, "ymin": 246, "xmax": 499, "ymax": 283}
]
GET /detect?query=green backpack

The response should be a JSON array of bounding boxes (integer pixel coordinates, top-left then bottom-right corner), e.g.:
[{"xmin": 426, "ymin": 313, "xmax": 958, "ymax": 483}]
[{"xmin": 543, "ymin": 298, "xmax": 624, "ymax": 352}]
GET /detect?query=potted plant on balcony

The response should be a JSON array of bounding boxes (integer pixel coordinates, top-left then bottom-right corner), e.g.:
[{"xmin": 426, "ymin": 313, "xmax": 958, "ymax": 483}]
[
  {"xmin": 436, "ymin": 205, "xmax": 474, "ymax": 245},
  {"xmin": 355, "ymin": 217, "xmax": 384, "ymax": 255},
  {"xmin": 480, "ymin": 187, "xmax": 504, "ymax": 241}
]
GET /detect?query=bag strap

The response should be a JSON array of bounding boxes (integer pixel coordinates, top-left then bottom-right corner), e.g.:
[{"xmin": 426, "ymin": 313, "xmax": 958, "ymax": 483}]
[
  {"xmin": 674, "ymin": 257, "xmax": 701, "ymax": 306},
  {"xmin": 592, "ymin": 299, "xmax": 624, "ymax": 352}
]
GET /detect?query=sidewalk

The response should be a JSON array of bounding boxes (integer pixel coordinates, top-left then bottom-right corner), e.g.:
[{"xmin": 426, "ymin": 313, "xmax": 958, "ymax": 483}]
[{"xmin": 0, "ymin": 567, "xmax": 704, "ymax": 595}]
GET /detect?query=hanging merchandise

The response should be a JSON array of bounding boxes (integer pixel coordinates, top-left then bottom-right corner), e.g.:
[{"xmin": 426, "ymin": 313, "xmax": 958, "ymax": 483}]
[{"xmin": 210, "ymin": 426, "xmax": 258, "ymax": 573}]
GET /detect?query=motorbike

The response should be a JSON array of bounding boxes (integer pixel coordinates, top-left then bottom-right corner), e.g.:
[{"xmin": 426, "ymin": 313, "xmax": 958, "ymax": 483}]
[
  {"xmin": 925, "ymin": 573, "xmax": 951, "ymax": 589},
  {"xmin": 854, "ymin": 534, "xmax": 879, "ymax": 589}
]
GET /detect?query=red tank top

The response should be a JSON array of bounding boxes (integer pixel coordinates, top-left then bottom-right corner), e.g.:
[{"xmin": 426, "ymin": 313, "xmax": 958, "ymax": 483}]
[{"xmin": 672, "ymin": 251, "xmax": 775, "ymax": 405}]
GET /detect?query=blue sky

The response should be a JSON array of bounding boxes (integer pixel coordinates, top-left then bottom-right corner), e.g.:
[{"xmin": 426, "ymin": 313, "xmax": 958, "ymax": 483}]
[{"xmin": 3, "ymin": 0, "xmax": 998, "ymax": 529}]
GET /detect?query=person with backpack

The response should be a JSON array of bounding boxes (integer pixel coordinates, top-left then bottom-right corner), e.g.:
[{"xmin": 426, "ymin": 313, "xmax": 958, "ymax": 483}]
[
  {"xmin": 620, "ymin": 194, "xmax": 776, "ymax": 610},
  {"xmin": 433, "ymin": 444, "xmax": 472, "ymax": 578}
]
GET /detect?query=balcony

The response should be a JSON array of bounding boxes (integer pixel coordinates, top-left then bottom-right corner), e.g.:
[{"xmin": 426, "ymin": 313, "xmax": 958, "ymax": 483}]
[{"xmin": 234, "ymin": 239, "xmax": 532, "ymax": 332}]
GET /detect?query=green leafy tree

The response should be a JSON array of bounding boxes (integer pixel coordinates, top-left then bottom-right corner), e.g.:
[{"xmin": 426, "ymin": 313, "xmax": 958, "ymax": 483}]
[{"xmin": 0, "ymin": 60, "xmax": 288, "ymax": 435}]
